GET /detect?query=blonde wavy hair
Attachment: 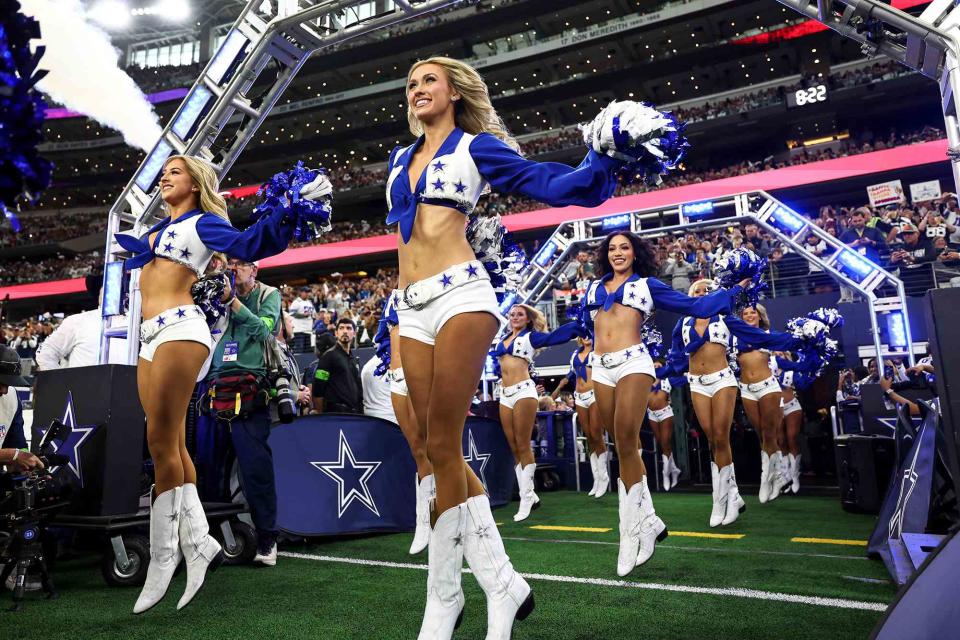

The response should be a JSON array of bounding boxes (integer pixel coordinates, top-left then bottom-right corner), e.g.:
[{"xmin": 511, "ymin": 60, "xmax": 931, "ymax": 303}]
[
  {"xmin": 162, "ymin": 155, "xmax": 229, "ymax": 221},
  {"xmin": 514, "ymin": 304, "xmax": 547, "ymax": 333},
  {"xmin": 688, "ymin": 279, "xmax": 715, "ymax": 297},
  {"xmin": 742, "ymin": 304, "xmax": 771, "ymax": 330},
  {"xmin": 406, "ymin": 56, "xmax": 520, "ymax": 152}
]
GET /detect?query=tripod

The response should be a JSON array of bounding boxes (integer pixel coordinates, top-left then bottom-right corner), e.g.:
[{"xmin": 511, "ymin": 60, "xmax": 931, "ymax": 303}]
[{"xmin": 0, "ymin": 513, "xmax": 57, "ymax": 612}]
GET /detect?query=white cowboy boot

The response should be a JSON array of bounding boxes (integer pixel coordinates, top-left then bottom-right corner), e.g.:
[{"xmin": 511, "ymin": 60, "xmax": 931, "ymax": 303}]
[
  {"xmin": 709, "ymin": 462, "xmax": 726, "ymax": 528},
  {"xmin": 759, "ymin": 452, "xmax": 773, "ymax": 504},
  {"xmin": 513, "ymin": 464, "xmax": 539, "ymax": 522},
  {"xmin": 587, "ymin": 453, "xmax": 600, "ymax": 497},
  {"xmin": 418, "ymin": 504, "xmax": 466, "ymax": 640},
  {"xmin": 463, "ymin": 495, "xmax": 535, "ymax": 640},
  {"xmin": 768, "ymin": 452, "xmax": 783, "ymax": 503},
  {"xmin": 660, "ymin": 454, "xmax": 671, "ymax": 491},
  {"xmin": 616, "ymin": 479, "xmax": 644, "ymax": 576},
  {"xmin": 636, "ymin": 477, "xmax": 668, "ymax": 567},
  {"xmin": 791, "ymin": 454, "xmax": 801, "ymax": 493},
  {"xmin": 410, "ymin": 474, "xmax": 435, "ymax": 555},
  {"xmin": 668, "ymin": 454, "xmax": 681, "ymax": 490},
  {"xmin": 720, "ymin": 464, "xmax": 745, "ymax": 526},
  {"xmin": 133, "ymin": 486, "xmax": 183, "ymax": 614},
  {"xmin": 177, "ymin": 483, "xmax": 224, "ymax": 610},
  {"xmin": 776, "ymin": 451, "xmax": 791, "ymax": 494},
  {"xmin": 594, "ymin": 452, "xmax": 609, "ymax": 499}
]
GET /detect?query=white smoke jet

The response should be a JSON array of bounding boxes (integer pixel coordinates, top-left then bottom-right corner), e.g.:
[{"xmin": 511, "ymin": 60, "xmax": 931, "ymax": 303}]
[{"xmin": 21, "ymin": 0, "xmax": 163, "ymax": 152}]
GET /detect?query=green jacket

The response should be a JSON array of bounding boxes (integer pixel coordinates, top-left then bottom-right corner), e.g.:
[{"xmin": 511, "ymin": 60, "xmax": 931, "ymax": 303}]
[{"xmin": 206, "ymin": 282, "xmax": 281, "ymax": 380}]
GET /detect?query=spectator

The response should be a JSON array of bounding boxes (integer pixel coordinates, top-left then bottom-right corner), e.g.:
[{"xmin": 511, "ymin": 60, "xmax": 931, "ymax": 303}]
[
  {"xmin": 288, "ymin": 287, "xmax": 317, "ymax": 354},
  {"xmin": 312, "ymin": 318, "xmax": 362, "ymax": 414},
  {"xmin": 1, "ymin": 345, "xmax": 44, "ymax": 472},
  {"xmin": 839, "ymin": 207, "xmax": 887, "ymax": 264},
  {"xmin": 662, "ymin": 249, "xmax": 698, "ymax": 292}
]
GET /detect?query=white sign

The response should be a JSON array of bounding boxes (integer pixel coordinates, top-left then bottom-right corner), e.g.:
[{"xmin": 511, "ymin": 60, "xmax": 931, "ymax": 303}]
[
  {"xmin": 909, "ymin": 180, "xmax": 941, "ymax": 203},
  {"xmin": 867, "ymin": 180, "xmax": 906, "ymax": 207}
]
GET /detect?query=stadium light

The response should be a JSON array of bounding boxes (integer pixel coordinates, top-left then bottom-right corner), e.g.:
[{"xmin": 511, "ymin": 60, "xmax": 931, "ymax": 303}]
[
  {"xmin": 135, "ymin": 140, "xmax": 173, "ymax": 193},
  {"xmin": 101, "ymin": 262, "xmax": 125, "ymax": 317},
  {"xmin": 172, "ymin": 86, "xmax": 213, "ymax": 140},
  {"xmin": 87, "ymin": 0, "xmax": 132, "ymax": 30},
  {"xmin": 835, "ymin": 247, "xmax": 878, "ymax": 282},
  {"xmin": 767, "ymin": 205, "xmax": 807, "ymax": 234},
  {"xmin": 533, "ymin": 240, "xmax": 557, "ymax": 267},
  {"xmin": 886, "ymin": 312, "xmax": 907, "ymax": 349}
]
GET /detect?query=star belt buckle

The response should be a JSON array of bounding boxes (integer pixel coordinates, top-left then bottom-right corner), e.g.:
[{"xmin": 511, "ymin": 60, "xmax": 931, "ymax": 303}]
[{"xmin": 402, "ymin": 283, "xmax": 428, "ymax": 311}]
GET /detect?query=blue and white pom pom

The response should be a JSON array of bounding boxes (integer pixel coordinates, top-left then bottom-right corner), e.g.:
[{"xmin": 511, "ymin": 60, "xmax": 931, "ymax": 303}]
[
  {"xmin": 713, "ymin": 247, "xmax": 768, "ymax": 307},
  {"xmin": 641, "ymin": 323, "xmax": 665, "ymax": 359},
  {"xmin": 466, "ymin": 213, "xmax": 528, "ymax": 299},
  {"xmin": 0, "ymin": 5, "xmax": 53, "ymax": 222},
  {"xmin": 787, "ymin": 317, "xmax": 837, "ymax": 367},
  {"xmin": 806, "ymin": 307, "xmax": 844, "ymax": 329},
  {"xmin": 579, "ymin": 99, "xmax": 688, "ymax": 186},
  {"xmin": 252, "ymin": 161, "xmax": 333, "ymax": 242},
  {"xmin": 190, "ymin": 274, "xmax": 229, "ymax": 327}
]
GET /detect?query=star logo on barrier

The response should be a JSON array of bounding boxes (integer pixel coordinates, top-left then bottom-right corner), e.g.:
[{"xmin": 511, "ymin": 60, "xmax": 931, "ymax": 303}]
[
  {"xmin": 311, "ymin": 430, "xmax": 382, "ymax": 518},
  {"xmin": 888, "ymin": 430, "xmax": 923, "ymax": 540},
  {"xmin": 41, "ymin": 391, "xmax": 97, "ymax": 486},
  {"xmin": 463, "ymin": 429, "xmax": 491, "ymax": 491}
]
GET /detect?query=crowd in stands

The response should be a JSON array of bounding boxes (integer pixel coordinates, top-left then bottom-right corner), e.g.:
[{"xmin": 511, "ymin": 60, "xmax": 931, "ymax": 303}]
[
  {"xmin": 0, "ymin": 212, "xmax": 107, "ymax": 248},
  {"xmin": 2, "ymin": 121, "xmax": 944, "ymax": 285}
]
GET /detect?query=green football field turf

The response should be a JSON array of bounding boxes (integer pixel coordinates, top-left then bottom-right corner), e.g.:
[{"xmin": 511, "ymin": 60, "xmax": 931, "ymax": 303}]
[{"xmin": 5, "ymin": 491, "xmax": 895, "ymax": 640}]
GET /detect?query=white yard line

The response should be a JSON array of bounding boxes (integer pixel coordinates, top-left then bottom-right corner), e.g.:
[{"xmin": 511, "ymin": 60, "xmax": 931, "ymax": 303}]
[{"xmin": 278, "ymin": 551, "xmax": 888, "ymax": 612}]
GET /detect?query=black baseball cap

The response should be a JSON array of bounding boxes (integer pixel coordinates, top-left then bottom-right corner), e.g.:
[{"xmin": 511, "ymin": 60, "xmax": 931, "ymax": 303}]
[{"xmin": 0, "ymin": 345, "xmax": 28, "ymax": 386}]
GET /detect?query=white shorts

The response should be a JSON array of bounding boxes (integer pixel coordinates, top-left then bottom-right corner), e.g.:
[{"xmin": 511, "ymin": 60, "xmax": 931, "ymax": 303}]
[
  {"xmin": 591, "ymin": 344, "xmax": 655, "ymax": 388},
  {"xmin": 387, "ymin": 367, "xmax": 408, "ymax": 397},
  {"xmin": 138, "ymin": 305, "xmax": 211, "ymax": 362},
  {"xmin": 574, "ymin": 390, "xmax": 595, "ymax": 409},
  {"xmin": 782, "ymin": 398, "xmax": 802, "ymax": 416},
  {"xmin": 647, "ymin": 405, "xmax": 674, "ymax": 422},
  {"xmin": 687, "ymin": 368, "xmax": 738, "ymax": 398},
  {"xmin": 499, "ymin": 379, "xmax": 538, "ymax": 409},
  {"xmin": 738, "ymin": 375, "xmax": 782, "ymax": 402},
  {"xmin": 396, "ymin": 261, "xmax": 504, "ymax": 346}
]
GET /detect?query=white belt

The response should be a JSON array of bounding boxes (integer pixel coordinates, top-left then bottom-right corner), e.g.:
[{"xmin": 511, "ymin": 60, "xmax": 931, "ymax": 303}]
[
  {"xmin": 398, "ymin": 260, "xmax": 488, "ymax": 311},
  {"xmin": 502, "ymin": 379, "xmax": 535, "ymax": 397},
  {"xmin": 687, "ymin": 368, "xmax": 734, "ymax": 386},
  {"xmin": 592, "ymin": 343, "xmax": 648, "ymax": 369},
  {"xmin": 743, "ymin": 377, "xmax": 776, "ymax": 393},
  {"xmin": 140, "ymin": 305, "xmax": 204, "ymax": 344}
]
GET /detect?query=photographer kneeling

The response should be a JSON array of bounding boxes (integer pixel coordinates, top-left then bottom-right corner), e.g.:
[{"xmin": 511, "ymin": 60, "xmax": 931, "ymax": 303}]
[
  {"xmin": 0, "ymin": 346, "xmax": 43, "ymax": 474},
  {"xmin": 203, "ymin": 258, "xmax": 284, "ymax": 567}
]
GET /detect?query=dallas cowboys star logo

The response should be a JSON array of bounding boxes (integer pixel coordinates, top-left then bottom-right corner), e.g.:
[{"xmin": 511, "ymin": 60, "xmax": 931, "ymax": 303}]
[
  {"xmin": 432, "ymin": 160, "xmax": 446, "ymax": 172},
  {"xmin": 179, "ymin": 247, "xmax": 192, "ymax": 259},
  {"xmin": 454, "ymin": 180, "xmax": 467, "ymax": 194},
  {"xmin": 156, "ymin": 315, "xmax": 166, "ymax": 326},
  {"xmin": 439, "ymin": 273, "xmax": 453, "ymax": 288},
  {"xmin": 312, "ymin": 430, "xmax": 382, "ymax": 518},
  {"xmin": 639, "ymin": 297, "xmax": 648, "ymax": 305},
  {"xmin": 465, "ymin": 263, "xmax": 479, "ymax": 278},
  {"xmin": 463, "ymin": 429, "xmax": 491, "ymax": 491},
  {"xmin": 163, "ymin": 242, "xmax": 175, "ymax": 253},
  {"xmin": 432, "ymin": 177, "xmax": 445, "ymax": 191},
  {"xmin": 624, "ymin": 350, "xmax": 632, "ymax": 358},
  {"xmin": 168, "ymin": 230, "xmax": 177, "ymax": 239},
  {"xmin": 176, "ymin": 309, "xmax": 187, "ymax": 318},
  {"xmin": 888, "ymin": 436, "xmax": 922, "ymax": 539},
  {"xmin": 40, "ymin": 391, "xmax": 97, "ymax": 485}
]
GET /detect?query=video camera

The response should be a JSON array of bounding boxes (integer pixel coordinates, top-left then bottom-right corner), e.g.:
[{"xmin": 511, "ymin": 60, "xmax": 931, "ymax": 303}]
[{"xmin": 0, "ymin": 419, "xmax": 74, "ymax": 611}]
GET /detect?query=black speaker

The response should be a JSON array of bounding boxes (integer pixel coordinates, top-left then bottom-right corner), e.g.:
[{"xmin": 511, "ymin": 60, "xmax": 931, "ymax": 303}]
[
  {"xmin": 924, "ymin": 288, "xmax": 960, "ymax": 510},
  {"xmin": 835, "ymin": 433, "xmax": 895, "ymax": 514},
  {"xmin": 32, "ymin": 365, "xmax": 145, "ymax": 516}
]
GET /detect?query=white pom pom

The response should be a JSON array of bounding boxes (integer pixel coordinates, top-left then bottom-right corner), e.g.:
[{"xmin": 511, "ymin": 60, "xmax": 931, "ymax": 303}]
[{"xmin": 300, "ymin": 173, "xmax": 333, "ymax": 201}]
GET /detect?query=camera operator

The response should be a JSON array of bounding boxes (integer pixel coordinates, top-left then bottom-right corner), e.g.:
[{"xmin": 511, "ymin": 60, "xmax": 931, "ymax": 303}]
[
  {"xmin": 203, "ymin": 258, "xmax": 281, "ymax": 567},
  {"xmin": 311, "ymin": 318, "xmax": 362, "ymax": 414},
  {"xmin": 0, "ymin": 345, "xmax": 43, "ymax": 473}
]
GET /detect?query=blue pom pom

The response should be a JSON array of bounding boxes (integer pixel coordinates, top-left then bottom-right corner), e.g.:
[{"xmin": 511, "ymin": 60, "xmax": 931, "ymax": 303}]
[
  {"xmin": 252, "ymin": 161, "xmax": 332, "ymax": 242},
  {"xmin": 0, "ymin": 7, "xmax": 53, "ymax": 224},
  {"xmin": 713, "ymin": 248, "xmax": 768, "ymax": 308},
  {"xmin": 806, "ymin": 307, "xmax": 844, "ymax": 329},
  {"xmin": 614, "ymin": 107, "xmax": 690, "ymax": 187},
  {"xmin": 641, "ymin": 323, "xmax": 665, "ymax": 359}
]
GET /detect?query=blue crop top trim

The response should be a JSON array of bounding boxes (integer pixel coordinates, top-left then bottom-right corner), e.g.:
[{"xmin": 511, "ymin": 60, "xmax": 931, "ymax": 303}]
[
  {"xmin": 570, "ymin": 348, "xmax": 591, "ymax": 382},
  {"xmin": 385, "ymin": 127, "xmax": 622, "ymax": 244},
  {"xmin": 115, "ymin": 206, "xmax": 296, "ymax": 275},
  {"xmin": 584, "ymin": 274, "xmax": 741, "ymax": 318},
  {"xmin": 492, "ymin": 322, "xmax": 583, "ymax": 364}
]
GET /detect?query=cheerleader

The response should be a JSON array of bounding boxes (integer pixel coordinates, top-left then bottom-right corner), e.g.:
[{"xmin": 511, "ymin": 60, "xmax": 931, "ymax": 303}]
[
  {"xmin": 373, "ymin": 292, "xmax": 434, "ymax": 553},
  {"xmin": 735, "ymin": 305, "xmax": 805, "ymax": 503},
  {"xmin": 492, "ymin": 304, "xmax": 582, "ymax": 521},
  {"xmin": 774, "ymin": 354, "xmax": 816, "ymax": 494},
  {"xmin": 555, "ymin": 336, "xmax": 609, "ymax": 498},
  {"xmin": 115, "ymin": 155, "xmax": 330, "ymax": 613},
  {"xmin": 387, "ymin": 57, "xmax": 684, "ymax": 639},
  {"xmin": 649, "ymin": 361, "xmax": 681, "ymax": 491},
  {"xmin": 666, "ymin": 282, "xmax": 800, "ymax": 528},
  {"xmin": 582, "ymin": 233, "xmax": 749, "ymax": 576}
]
